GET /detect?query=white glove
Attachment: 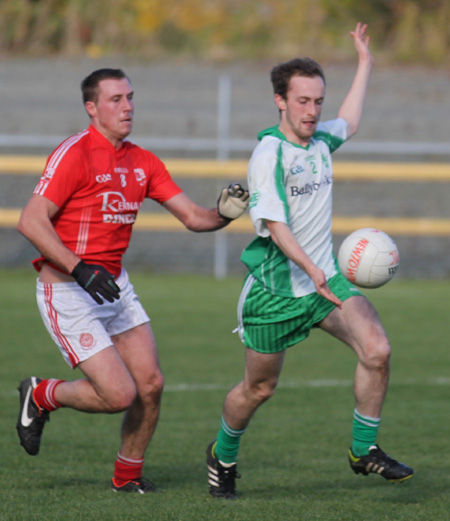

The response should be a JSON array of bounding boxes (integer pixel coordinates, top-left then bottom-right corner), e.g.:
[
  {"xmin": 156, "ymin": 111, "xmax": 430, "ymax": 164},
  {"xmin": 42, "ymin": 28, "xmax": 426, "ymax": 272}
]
[{"xmin": 217, "ymin": 183, "xmax": 250, "ymax": 220}]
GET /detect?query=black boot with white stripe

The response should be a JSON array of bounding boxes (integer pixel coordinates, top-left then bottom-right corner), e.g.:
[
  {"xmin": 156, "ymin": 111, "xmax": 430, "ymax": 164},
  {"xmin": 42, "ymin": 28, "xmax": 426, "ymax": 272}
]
[{"xmin": 206, "ymin": 440, "xmax": 240, "ymax": 499}]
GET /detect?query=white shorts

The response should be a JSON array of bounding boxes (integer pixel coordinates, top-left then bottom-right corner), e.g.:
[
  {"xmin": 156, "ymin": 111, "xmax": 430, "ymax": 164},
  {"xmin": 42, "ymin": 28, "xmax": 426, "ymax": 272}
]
[{"xmin": 36, "ymin": 269, "xmax": 150, "ymax": 368}]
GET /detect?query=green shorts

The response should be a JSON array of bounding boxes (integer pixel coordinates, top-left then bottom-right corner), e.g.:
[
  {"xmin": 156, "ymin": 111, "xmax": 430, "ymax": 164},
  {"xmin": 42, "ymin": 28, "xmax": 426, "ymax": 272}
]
[{"xmin": 237, "ymin": 272, "xmax": 363, "ymax": 353}]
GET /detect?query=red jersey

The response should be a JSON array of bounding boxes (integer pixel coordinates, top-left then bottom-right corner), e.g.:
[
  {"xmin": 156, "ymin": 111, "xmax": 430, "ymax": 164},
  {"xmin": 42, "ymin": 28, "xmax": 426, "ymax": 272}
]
[{"xmin": 33, "ymin": 125, "xmax": 182, "ymax": 276}]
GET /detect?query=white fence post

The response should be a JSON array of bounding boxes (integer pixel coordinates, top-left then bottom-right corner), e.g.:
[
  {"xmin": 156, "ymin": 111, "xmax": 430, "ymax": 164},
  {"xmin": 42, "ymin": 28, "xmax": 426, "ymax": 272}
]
[{"xmin": 214, "ymin": 74, "xmax": 232, "ymax": 279}]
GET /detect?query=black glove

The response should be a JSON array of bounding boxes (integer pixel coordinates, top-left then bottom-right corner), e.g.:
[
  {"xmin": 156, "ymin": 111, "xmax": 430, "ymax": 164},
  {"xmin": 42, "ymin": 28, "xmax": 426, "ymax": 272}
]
[{"xmin": 71, "ymin": 260, "xmax": 121, "ymax": 305}]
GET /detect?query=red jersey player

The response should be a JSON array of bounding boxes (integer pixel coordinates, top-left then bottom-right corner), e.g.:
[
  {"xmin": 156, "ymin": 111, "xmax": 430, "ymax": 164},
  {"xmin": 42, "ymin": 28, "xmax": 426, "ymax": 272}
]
[{"xmin": 16, "ymin": 68, "xmax": 249, "ymax": 493}]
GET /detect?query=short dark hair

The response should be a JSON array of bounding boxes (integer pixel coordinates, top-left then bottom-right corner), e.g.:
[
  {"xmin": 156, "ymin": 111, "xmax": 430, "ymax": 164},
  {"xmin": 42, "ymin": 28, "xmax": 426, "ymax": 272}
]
[
  {"xmin": 271, "ymin": 58, "xmax": 325, "ymax": 99},
  {"xmin": 81, "ymin": 68, "xmax": 129, "ymax": 104}
]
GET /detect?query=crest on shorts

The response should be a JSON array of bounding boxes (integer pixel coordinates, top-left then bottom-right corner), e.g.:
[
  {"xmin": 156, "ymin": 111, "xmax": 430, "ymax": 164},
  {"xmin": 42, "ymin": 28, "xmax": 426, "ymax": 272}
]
[{"xmin": 79, "ymin": 333, "xmax": 96, "ymax": 350}]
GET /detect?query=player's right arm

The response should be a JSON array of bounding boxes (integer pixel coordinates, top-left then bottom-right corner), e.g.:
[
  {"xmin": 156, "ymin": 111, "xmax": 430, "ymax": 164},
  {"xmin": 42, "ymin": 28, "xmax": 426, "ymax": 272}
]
[
  {"xmin": 18, "ymin": 194, "xmax": 80, "ymax": 274},
  {"xmin": 18, "ymin": 194, "xmax": 120, "ymax": 304},
  {"xmin": 266, "ymin": 220, "xmax": 342, "ymax": 307}
]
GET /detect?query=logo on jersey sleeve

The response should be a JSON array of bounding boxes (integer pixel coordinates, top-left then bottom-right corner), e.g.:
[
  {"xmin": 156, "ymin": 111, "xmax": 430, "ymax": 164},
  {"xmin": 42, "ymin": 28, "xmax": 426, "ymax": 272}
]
[
  {"xmin": 97, "ymin": 191, "xmax": 141, "ymax": 224},
  {"xmin": 249, "ymin": 190, "xmax": 261, "ymax": 209},
  {"xmin": 34, "ymin": 166, "xmax": 57, "ymax": 195},
  {"xmin": 43, "ymin": 166, "xmax": 56, "ymax": 180}
]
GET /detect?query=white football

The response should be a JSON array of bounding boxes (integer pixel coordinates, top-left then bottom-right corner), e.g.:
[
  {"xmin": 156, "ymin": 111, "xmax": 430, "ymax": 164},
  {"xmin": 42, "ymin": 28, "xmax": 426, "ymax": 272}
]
[{"xmin": 338, "ymin": 228, "xmax": 399, "ymax": 288}]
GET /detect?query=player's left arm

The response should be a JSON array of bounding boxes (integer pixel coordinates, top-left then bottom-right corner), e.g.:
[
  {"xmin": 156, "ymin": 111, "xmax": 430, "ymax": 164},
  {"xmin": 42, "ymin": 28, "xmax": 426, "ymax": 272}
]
[
  {"xmin": 162, "ymin": 183, "xmax": 249, "ymax": 232},
  {"xmin": 337, "ymin": 22, "xmax": 373, "ymax": 139},
  {"xmin": 267, "ymin": 220, "xmax": 342, "ymax": 307}
]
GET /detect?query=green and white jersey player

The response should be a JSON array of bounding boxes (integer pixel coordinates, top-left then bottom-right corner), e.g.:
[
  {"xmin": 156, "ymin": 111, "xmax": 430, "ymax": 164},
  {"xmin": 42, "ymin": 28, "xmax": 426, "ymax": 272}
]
[
  {"xmin": 206, "ymin": 23, "xmax": 414, "ymax": 500},
  {"xmin": 242, "ymin": 118, "xmax": 347, "ymax": 298}
]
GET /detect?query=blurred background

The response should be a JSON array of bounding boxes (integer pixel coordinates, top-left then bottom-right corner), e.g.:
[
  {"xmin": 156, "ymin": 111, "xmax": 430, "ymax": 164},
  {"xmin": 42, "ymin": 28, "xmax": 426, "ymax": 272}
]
[
  {"xmin": 0, "ymin": 0, "xmax": 449, "ymax": 279},
  {"xmin": 1, "ymin": 0, "xmax": 448, "ymax": 64}
]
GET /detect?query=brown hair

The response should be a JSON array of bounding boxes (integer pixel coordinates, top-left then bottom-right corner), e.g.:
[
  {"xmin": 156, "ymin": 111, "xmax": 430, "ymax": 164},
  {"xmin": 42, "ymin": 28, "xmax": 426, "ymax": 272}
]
[
  {"xmin": 81, "ymin": 68, "xmax": 129, "ymax": 104},
  {"xmin": 271, "ymin": 58, "xmax": 325, "ymax": 99}
]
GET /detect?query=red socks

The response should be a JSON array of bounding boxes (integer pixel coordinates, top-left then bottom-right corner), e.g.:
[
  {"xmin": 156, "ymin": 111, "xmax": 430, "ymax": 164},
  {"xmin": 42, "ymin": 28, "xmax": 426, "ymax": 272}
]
[
  {"xmin": 113, "ymin": 453, "xmax": 144, "ymax": 486},
  {"xmin": 33, "ymin": 379, "xmax": 64, "ymax": 412},
  {"xmin": 34, "ymin": 381, "xmax": 145, "ymax": 487}
]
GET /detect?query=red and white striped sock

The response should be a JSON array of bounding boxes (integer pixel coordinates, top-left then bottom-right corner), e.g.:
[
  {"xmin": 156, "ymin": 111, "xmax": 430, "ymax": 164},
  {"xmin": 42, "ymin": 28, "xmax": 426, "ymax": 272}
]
[
  {"xmin": 33, "ymin": 378, "xmax": 64, "ymax": 412},
  {"xmin": 112, "ymin": 453, "xmax": 144, "ymax": 486}
]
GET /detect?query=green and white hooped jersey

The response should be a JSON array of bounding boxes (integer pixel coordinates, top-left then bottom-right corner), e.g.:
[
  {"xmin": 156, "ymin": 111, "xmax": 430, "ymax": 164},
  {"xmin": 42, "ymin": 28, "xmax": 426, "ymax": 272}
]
[{"xmin": 241, "ymin": 119, "xmax": 348, "ymax": 298}]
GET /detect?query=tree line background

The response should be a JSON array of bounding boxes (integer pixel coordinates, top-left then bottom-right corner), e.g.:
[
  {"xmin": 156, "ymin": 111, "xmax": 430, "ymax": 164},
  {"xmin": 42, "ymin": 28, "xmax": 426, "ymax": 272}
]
[{"xmin": 1, "ymin": 0, "xmax": 448, "ymax": 65}]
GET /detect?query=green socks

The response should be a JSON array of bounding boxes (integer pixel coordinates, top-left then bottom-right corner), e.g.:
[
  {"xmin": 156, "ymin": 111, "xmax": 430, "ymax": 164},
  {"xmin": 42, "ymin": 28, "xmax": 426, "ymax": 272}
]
[
  {"xmin": 216, "ymin": 409, "xmax": 379, "ymax": 462},
  {"xmin": 215, "ymin": 416, "xmax": 246, "ymax": 464},
  {"xmin": 351, "ymin": 409, "xmax": 380, "ymax": 457}
]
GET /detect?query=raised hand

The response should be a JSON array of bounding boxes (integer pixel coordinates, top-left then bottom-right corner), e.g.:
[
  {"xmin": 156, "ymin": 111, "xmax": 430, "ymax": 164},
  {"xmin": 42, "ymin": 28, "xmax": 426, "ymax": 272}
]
[{"xmin": 350, "ymin": 22, "xmax": 373, "ymax": 64}]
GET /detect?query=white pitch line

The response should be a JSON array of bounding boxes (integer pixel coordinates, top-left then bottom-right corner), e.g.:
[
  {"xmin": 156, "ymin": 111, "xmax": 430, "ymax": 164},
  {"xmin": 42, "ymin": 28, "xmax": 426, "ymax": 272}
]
[
  {"xmin": 4, "ymin": 377, "xmax": 450, "ymax": 398},
  {"xmin": 163, "ymin": 377, "xmax": 450, "ymax": 392},
  {"xmin": 162, "ymin": 380, "xmax": 353, "ymax": 392}
]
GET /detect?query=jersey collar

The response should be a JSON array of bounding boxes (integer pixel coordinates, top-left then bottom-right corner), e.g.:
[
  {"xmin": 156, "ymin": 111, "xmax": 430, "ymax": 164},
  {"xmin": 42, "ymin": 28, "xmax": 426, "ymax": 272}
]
[
  {"xmin": 257, "ymin": 125, "xmax": 311, "ymax": 150},
  {"xmin": 88, "ymin": 124, "xmax": 129, "ymax": 156}
]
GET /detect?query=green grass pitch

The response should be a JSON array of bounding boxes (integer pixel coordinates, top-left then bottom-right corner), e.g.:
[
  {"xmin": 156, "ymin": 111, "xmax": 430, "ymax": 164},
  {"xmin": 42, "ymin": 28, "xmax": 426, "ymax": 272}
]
[{"xmin": 1, "ymin": 269, "xmax": 449, "ymax": 521}]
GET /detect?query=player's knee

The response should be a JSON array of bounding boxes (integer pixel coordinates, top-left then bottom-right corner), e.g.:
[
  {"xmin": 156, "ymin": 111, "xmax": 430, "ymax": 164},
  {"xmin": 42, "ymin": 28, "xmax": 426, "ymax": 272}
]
[
  {"xmin": 248, "ymin": 378, "xmax": 278, "ymax": 405},
  {"xmin": 104, "ymin": 381, "xmax": 137, "ymax": 412},
  {"xmin": 360, "ymin": 338, "xmax": 391, "ymax": 371},
  {"xmin": 139, "ymin": 370, "xmax": 165, "ymax": 406}
]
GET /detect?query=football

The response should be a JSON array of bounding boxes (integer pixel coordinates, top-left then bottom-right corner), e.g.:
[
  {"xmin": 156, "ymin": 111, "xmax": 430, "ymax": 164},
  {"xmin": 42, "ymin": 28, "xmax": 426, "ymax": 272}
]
[{"xmin": 338, "ymin": 228, "xmax": 400, "ymax": 288}]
